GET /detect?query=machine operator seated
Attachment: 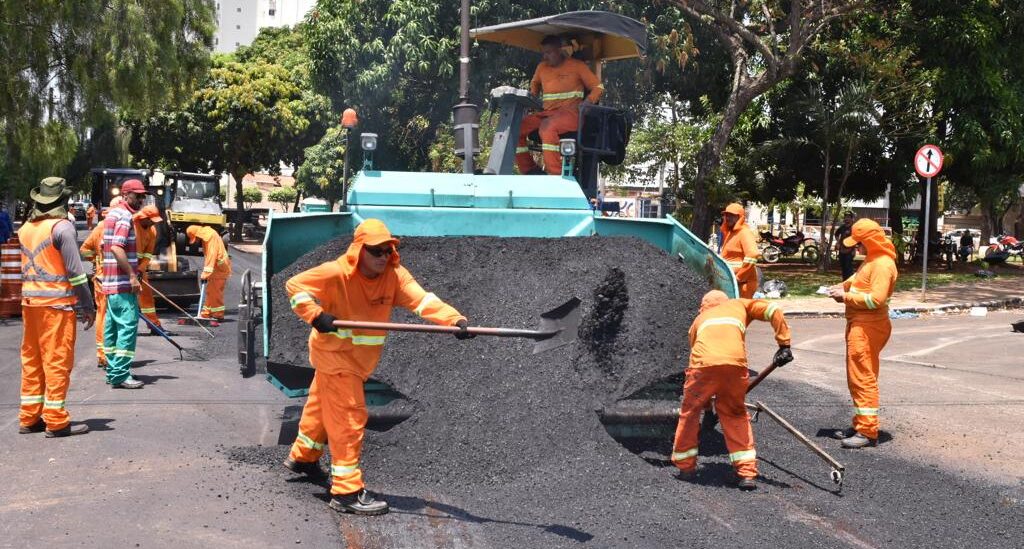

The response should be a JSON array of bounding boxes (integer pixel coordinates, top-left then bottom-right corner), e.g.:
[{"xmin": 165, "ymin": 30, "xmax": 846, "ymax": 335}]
[{"xmin": 516, "ymin": 35, "xmax": 604, "ymax": 175}]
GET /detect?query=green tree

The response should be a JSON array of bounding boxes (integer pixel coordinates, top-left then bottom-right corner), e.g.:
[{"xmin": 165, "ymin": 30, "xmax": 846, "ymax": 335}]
[
  {"xmin": 242, "ymin": 186, "xmax": 263, "ymax": 209},
  {"xmin": 0, "ymin": 0, "xmax": 215, "ymax": 199},
  {"xmin": 268, "ymin": 186, "xmax": 298, "ymax": 212},
  {"xmin": 295, "ymin": 126, "xmax": 348, "ymax": 209}
]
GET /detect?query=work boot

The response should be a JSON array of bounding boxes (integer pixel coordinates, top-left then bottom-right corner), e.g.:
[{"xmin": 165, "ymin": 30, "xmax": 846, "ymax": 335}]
[
  {"xmin": 832, "ymin": 427, "xmax": 856, "ymax": 440},
  {"xmin": 737, "ymin": 477, "xmax": 757, "ymax": 491},
  {"xmin": 111, "ymin": 378, "xmax": 144, "ymax": 389},
  {"xmin": 45, "ymin": 424, "xmax": 90, "ymax": 438},
  {"xmin": 282, "ymin": 458, "xmax": 325, "ymax": 478},
  {"xmin": 18, "ymin": 420, "xmax": 45, "ymax": 434},
  {"xmin": 329, "ymin": 489, "xmax": 389, "ymax": 516},
  {"xmin": 97, "ymin": 360, "xmax": 107, "ymax": 369},
  {"xmin": 675, "ymin": 469, "xmax": 697, "ymax": 481},
  {"xmin": 841, "ymin": 433, "xmax": 877, "ymax": 449}
]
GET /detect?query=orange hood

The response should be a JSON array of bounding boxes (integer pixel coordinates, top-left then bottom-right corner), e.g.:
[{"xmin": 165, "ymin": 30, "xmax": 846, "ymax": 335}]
[
  {"xmin": 720, "ymin": 202, "xmax": 747, "ymax": 234},
  {"xmin": 339, "ymin": 219, "xmax": 401, "ymax": 276},
  {"xmin": 700, "ymin": 290, "xmax": 730, "ymax": 313},
  {"xmin": 843, "ymin": 219, "xmax": 896, "ymax": 260}
]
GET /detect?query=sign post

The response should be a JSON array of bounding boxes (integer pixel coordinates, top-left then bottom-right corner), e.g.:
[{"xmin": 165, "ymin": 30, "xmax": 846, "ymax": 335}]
[{"xmin": 914, "ymin": 144, "xmax": 944, "ymax": 301}]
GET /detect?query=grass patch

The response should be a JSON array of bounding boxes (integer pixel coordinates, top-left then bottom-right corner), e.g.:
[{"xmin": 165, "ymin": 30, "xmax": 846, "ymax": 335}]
[{"xmin": 762, "ymin": 262, "xmax": 1023, "ymax": 297}]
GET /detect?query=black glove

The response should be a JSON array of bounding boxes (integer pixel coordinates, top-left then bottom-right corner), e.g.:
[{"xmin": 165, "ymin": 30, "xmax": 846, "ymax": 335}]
[
  {"xmin": 773, "ymin": 345, "xmax": 793, "ymax": 367},
  {"xmin": 312, "ymin": 312, "xmax": 337, "ymax": 334},
  {"xmin": 454, "ymin": 319, "xmax": 475, "ymax": 340}
]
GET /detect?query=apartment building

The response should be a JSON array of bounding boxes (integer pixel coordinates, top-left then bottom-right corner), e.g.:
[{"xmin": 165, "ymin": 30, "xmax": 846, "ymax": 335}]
[{"xmin": 214, "ymin": 0, "xmax": 316, "ymax": 53}]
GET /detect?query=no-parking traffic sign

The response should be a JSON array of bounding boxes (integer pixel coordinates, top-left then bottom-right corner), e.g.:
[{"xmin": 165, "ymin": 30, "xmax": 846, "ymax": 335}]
[{"xmin": 915, "ymin": 144, "xmax": 943, "ymax": 178}]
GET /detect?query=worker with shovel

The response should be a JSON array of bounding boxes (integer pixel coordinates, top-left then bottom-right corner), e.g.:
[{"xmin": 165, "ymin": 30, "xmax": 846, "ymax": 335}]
[
  {"xmin": 135, "ymin": 206, "xmax": 169, "ymax": 334},
  {"xmin": 186, "ymin": 225, "xmax": 231, "ymax": 321},
  {"xmin": 671, "ymin": 290, "xmax": 792, "ymax": 490},
  {"xmin": 827, "ymin": 219, "xmax": 898, "ymax": 449},
  {"xmin": 283, "ymin": 219, "xmax": 472, "ymax": 516}
]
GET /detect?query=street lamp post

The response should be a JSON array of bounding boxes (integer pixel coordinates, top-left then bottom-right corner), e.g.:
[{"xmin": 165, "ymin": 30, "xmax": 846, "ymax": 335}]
[{"xmin": 341, "ymin": 108, "xmax": 359, "ymax": 210}]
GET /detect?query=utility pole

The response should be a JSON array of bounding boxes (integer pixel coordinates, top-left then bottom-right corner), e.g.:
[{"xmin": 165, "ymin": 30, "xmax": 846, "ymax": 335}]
[{"xmin": 452, "ymin": 0, "xmax": 479, "ymax": 174}]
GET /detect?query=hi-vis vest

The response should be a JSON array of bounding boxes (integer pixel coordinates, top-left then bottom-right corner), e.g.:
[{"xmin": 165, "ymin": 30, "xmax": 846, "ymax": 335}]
[{"xmin": 20, "ymin": 218, "xmax": 78, "ymax": 307}]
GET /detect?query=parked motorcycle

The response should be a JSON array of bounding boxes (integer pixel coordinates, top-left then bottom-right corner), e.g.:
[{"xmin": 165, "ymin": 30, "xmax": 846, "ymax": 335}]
[
  {"xmin": 986, "ymin": 233, "xmax": 1024, "ymax": 261},
  {"xmin": 759, "ymin": 231, "xmax": 820, "ymax": 263}
]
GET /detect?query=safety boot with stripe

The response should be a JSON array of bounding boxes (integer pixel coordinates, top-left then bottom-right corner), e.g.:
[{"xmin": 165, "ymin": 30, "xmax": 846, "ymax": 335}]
[
  {"xmin": 18, "ymin": 420, "xmax": 45, "ymax": 434},
  {"xmin": 329, "ymin": 489, "xmax": 389, "ymax": 516},
  {"xmin": 46, "ymin": 424, "xmax": 89, "ymax": 438},
  {"xmin": 841, "ymin": 432, "xmax": 877, "ymax": 449},
  {"xmin": 282, "ymin": 458, "xmax": 325, "ymax": 478}
]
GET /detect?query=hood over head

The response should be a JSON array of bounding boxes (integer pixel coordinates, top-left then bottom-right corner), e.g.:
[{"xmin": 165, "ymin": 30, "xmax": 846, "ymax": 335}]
[
  {"xmin": 339, "ymin": 219, "xmax": 401, "ymax": 275},
  {"xmin": 720, "ymin": 202, "xmax": 747, "ymax": 233},
  {"xmin": 842, "ymin": 219, "xmax": 896, "ymax": 259},
  {"xmin": 700, "ymin": 289, "xmax": 730, "ymax": 313}
]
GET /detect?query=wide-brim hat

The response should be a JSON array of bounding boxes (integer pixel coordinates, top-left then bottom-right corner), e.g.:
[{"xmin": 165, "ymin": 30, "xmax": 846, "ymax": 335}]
[{"xmin": 29, "ymin": 177, "xmax": 72, "ymax": 205}]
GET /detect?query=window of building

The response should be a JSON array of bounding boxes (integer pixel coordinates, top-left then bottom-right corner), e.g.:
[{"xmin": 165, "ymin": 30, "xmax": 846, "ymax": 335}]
[
  {"xmin": 236, "ymin": 7, "xmax": 241, "ymax": 12},
  {"xmin": 269, "ymin": 9, "xmax": 276, "ymax": 15},
  {"xmin": 236, "ymin": 24, "xmax": 241, "ymax": 29}
]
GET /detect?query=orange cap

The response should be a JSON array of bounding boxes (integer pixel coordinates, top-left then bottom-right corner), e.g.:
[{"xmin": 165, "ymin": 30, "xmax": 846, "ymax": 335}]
[
  {"xmin": 134, "ymin": 205, "xmax": 162, "ymax": 223},
  {"xmin": 354, "ymin": 218, "xmax": 399, "ymax": 247},
  {"xmin": 843, "ymin": 219, "xmax": 882, "ymax": 248},
  {"xmin": 721, "ymin": 203, "xmax": 744, "ymax": 216}
]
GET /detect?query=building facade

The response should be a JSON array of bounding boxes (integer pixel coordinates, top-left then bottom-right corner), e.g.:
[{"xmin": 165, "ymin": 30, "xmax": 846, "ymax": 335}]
[{"xmin": 214, "ymin": 0, "xmax": 316, "ymax": 53}]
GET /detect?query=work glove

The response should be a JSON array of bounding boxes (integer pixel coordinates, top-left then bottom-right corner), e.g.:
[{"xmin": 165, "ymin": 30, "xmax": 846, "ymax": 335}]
[
  {"xmin": 773, "ymin": 345, "xmax": 793, "ymax": 367},
  {"xmin": 454, "ymin": 319, "xmax": 475, "ymax": 340},
  {"xmin": 311, "ymin": 312, "xmax": 337, "ymax": 334}
]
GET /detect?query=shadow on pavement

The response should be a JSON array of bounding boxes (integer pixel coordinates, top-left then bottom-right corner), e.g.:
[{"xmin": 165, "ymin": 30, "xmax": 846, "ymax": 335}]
[
  {"xmin": 131, "ymin": 374, "xmax": 179, "ymax": 385},
  {"xmin": 815, "ymin": 428, "xmax": 894, "ymax": 445},
  {"xmin": 82, "ymin": 418, "xmax": 116, "ymax": 432}
]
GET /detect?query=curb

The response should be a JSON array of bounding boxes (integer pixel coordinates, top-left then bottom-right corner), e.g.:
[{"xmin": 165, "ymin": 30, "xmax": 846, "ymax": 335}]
[
  {"xmin": 784, "ymin": 296, "xmax": 1024, "ymax": 318},
  {"xmin": 228, "ymin": 242, "xmax": 263, "ymax": 255}
]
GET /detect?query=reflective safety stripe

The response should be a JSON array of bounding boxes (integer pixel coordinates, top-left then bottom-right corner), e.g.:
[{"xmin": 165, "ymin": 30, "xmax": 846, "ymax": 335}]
[
  {"xmin": 331, "ymin": 463, "xmax": 359, "ymax": 477},
  {"xmin": 725, "ymin": 260, "xmax": 742, "ymax": 267},
  {"xmin": 328, "ymin": 329, "xmax": 387, "ymax": 346},
  {"xmin": 515, "ymin": 147, "xmax": 530, "ymax": 154},
  {"xmin": 414, "ymin": 293, "xmax": 438, "ymax": 316},
  {"xmin": 542, "ymin": 91, "xmax": 584, "ymax": 101},
  {"xmin": 290, "ymin": 292, "xmax": 314, "ymax": 309},
  {"xmin": 205, "ymin": 306, "xmax": 226, "ymax": 312},
  {"xmin": 297, "ymin": 432, "xmax": 324, "ymax": 451},
  {"xmin": 743, "ymin": 256, "xmax": 758, "ymax": 264},
  {"xmin": 729, "ymin": 449, "xmax": 756, "ymax": 463},
  {"xmin": 864, "ymin": 294, "xmax": 877, "ymax": 309},
  {"xmin": 671, "ymin": 448, "xmax": 698, "ymax": 461},
  {"xmin": 68, "ymin": 273, "xmax": 87, "ymax": 286},
  {"xmin": 112, "ymin": 349, "xmax": 135, "ymax": 358},
  {"xmin": 541, "ymin": 144, "xmax": 560, "ymax": 152},
  {"xmin": 22, "ymin": 288, "xmax": 74, "ymax": 298},
  {"xmin": 20, "ymin": 395, "xmax": 44, "ymax": 405},
  {"xmin": 202, "ymin": 267, "xmax": 214, "ymax": 273},
  {"xmin": 763, "ymin": 303, "xmax": 780, "ymax": 321},
  {"xmin": 854, "ymin": 407, "xmax": 878, "ymax": 416},
  {"xmin": 43, "ymin": 399, "xmax": 65, "ymax": 409},
  {"xmin": 696, "ymin": 317, "xmax": 746, "ymax": 336},
  {"xmin": 140, "ymin": 307, "xmax": 157, "ymax": 314}
]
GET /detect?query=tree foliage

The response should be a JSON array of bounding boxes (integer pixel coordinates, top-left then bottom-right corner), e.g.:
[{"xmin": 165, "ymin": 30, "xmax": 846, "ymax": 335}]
[
  {"xmin": 295, "ymin": 126, "xmax": 349, "ymax": 209},
  {"xmin": 268, "ymin": 186, "xmax": 298, "ymax": 212},
  {"xmin": 241, "ymin": 186, "xmax": 263, "ymax": 209}
]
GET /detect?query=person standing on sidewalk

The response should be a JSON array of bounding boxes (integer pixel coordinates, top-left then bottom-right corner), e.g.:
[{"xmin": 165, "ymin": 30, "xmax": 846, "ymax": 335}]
[
  {"xmin": 828, "ymin": 219, "xmax": 898, "ymax": 449},
  {"xmin": 834, "ymin": 212, "xmax": 857, "ymax": 280},
  {"xmin": 18, "ymin": 177, "xmax": 95, "ymax": 437},
  {"xmin": 101, "ymin": 180, "xmax": 147, "ymax": 389}
]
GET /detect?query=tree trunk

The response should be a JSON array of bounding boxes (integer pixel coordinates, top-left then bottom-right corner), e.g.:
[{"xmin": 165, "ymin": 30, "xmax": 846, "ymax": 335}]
[
  {"xmin": 292, "ymin": 188, "xmax": 302, "ymax": 213},
  {"xmin": 232, "ymin": 169, "xmax": 245, "ymax": 242},
  {"xmin": 818, "ymin": 149, "xmax": 832, "ymax": 272}
]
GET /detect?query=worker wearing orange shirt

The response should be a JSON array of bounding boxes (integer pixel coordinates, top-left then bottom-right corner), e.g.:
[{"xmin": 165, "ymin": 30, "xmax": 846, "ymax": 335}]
[
  {"xmin": 186, "ymin": 225, "xmax": 231, "ymax": 320},
  {"xmin": 284, "ymin": 219, "xmax": 472, "ymax": 516},
  {"xmin": 134, "ymin": 206, "xmax": 166, "ymax": 333},
  {"xmin": 80, "ymin": 222, "xmax": 107, "ymax": 369},
  {"xmin": 719, "ymin": 203, "xmax": 761, "ymax": 298},
  {"xmin": 827, "ymin": 219, "xmax": 898, "ymax": 449},
  {"xmin": 86, "ymin": 204, "xmax": 97, "ymax": 229},
  {"xmin": 671, "ymin": 290, "xmax": 792, "ymax": 491},
  {"xmin": 516, "ymin": 35, "xmax": 604, "ymax": 175}
]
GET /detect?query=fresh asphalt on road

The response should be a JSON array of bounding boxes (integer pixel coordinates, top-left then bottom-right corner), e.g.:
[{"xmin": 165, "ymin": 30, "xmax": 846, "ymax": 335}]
[{"xmin": 0, "ymin": 242, "xmax": 1022, "ymax": 548}]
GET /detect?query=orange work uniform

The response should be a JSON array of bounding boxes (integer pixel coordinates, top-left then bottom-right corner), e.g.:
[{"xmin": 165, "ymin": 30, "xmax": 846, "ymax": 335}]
[
  {"xmin": 841, "ymin": 219, "xmax": 897, "ymax": 440},
  {"xmin": 134, "ymin": 216, "xmax": 161, "ymax": 328},
  {"xmin": 516, "ymin": 57, "xmax": 604, "ymax": 175},
  {"xmin": 186, "ymin": 226, "xmax": 231, "ymax": 320},
  {"xmin": 720, "ymin": 203, "xmax": 760, "ymax": 298},
  {"xmin": 286, "ymin": 219, "xmax": 465, "ymax": 496},
  {"xmin": 80, "ymin": 224, "xmax": 106, "ymax": 366},
  {"xmin": 20, "ymin": 217, "xmax": 91, "ymax": 431},
  {"xmin": 86, "ymin": 205, "xmax": 97, "ymax": 229},
  {"xmin": 672, "ymin": 291, "xmax": 791, "ymax": 479}
]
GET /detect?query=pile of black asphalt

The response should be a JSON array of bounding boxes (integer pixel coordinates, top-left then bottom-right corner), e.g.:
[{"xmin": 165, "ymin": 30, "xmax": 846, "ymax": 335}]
[{"xmin": 236, "ymin": 236, "xmax": 1020, "ymax": 548}]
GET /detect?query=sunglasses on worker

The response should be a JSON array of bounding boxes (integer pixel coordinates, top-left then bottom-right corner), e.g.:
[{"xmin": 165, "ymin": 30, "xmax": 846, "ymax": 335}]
[{"xmin": 364, "ymin": 245, "xmax": 394, "ymax": 258}]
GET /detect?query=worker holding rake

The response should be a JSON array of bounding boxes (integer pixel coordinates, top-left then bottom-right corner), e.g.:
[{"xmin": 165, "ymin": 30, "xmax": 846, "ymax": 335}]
[
  {"xmin": 283, "ymin": 218, "xmax": 472, "ymax": 516},
  {"xmin": 671, "ymin": 290, "xmax": 792, "ymax": 490}
]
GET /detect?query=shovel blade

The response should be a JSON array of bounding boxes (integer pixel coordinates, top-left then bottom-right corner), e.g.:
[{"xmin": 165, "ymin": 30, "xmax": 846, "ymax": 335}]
[{"xmin": 532, "ymin": 297, "xmax": 582, "ymax": 354}]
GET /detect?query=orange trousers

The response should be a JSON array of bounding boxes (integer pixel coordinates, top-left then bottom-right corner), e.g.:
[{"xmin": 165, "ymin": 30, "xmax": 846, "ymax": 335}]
[
  {"xmin": 20, "ymin": 307, "xmax": 77, "ymax": 431},
  {"xmin": 94, "ymin": 281, "xmax": 107, "ymax": 365},
  {"xmin": 288, "ymin": 370, "xmax": 367, "ymax": 496},
  {"xmin": 516, "ymin": 109, "xmax": 578, "ymax": 175},
  {"xmin": 672, "ymin": 365, "xmax": 757, "ymax": 479},
  {"xmin": 138, "ymin": 273, "xmax": 161, "ymax": 328},
  {"xmin": 737, "ymin": 277, "xmax": 757, "ymax": 299},
  {"xmin": 846, "ymin": 319, "xmax": 891, "ymax": 439},
  {"xmin": 201, "ymin": 274, "xmax": 228, "ymax": 319}
]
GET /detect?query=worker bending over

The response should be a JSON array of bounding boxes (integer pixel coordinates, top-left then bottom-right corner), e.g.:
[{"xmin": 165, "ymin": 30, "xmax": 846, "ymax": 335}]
[
  {"xmin": 516, "ymin": 35, "xmax": 604, "ymax": 175},
  {"xmin": 186, "ymin": 225, "xmax": 231, "ymax": 320},
  {"xmin": 671, "ymin": 290, "xmax": 792, "ymax": 490},
  {"xmin": 284, "ymin": 219, "xmax": 473, "ymax": 516},
  {"xmin": 828, "ymin": 219, "xmax": 897, "ymax": 449},
  {"xmin": 719, "ymin": 203, "xmax": 761, "ymax": 298},
  {"xmin": 134, "ymin": 206, "xmax": 166, "ymax": 333},
  {"xmin": 19, "ymin": 177, "xmax": 95, "ymax": 437}
]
